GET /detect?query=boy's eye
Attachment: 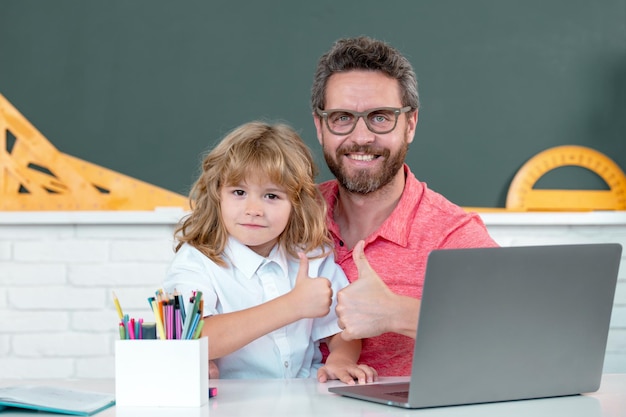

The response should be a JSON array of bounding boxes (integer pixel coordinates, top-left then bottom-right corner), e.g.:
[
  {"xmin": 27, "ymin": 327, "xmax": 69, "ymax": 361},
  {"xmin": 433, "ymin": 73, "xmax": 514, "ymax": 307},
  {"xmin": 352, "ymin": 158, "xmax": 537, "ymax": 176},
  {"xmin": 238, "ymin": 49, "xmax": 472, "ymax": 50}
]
[
  {"xmin": 233, "ymin": 189, "xmax": 245, "ymax": 196},
  {"xmin": 265, "ymin": 193, "xmax": 279, "ymax": 200}
]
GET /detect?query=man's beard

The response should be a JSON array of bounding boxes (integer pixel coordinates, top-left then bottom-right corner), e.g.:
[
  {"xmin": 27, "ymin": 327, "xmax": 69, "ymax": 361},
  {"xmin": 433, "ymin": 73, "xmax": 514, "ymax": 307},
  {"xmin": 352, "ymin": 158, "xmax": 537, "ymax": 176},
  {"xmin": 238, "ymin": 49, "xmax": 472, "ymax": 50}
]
[{"xmin": 323, "ymin": 137, "xmax": 409, "ymax": 195}]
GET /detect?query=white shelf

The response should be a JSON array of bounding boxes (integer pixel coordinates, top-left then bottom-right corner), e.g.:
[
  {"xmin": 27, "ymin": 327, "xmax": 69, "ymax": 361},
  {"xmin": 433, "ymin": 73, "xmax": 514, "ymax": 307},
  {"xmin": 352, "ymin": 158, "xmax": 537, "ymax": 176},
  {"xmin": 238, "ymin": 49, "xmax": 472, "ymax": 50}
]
[{"xmin": 0, "ymin": 210, "xmax": 625, "ymax": 226}]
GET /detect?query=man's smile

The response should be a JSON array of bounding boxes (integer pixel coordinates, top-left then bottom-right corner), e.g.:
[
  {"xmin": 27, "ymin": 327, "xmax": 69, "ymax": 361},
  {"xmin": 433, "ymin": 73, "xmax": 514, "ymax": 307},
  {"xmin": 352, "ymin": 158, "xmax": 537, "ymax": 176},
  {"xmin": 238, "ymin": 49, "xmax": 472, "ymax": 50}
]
[{"xmin": 347, "ymin": 154, "xmax": 378, "ymax": 162}]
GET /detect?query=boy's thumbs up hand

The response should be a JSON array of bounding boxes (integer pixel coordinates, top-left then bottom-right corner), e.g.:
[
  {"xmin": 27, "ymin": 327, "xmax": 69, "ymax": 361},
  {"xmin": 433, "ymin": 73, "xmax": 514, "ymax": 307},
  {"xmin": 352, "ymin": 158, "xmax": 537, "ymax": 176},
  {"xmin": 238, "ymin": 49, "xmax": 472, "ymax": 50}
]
[
  {"xmin": 336, "ymin": 240, "xmax": 392, "ymax": 340},
  {"xmin": 291, "ymin": 252, "xmax": 332, "ymax": 319}
]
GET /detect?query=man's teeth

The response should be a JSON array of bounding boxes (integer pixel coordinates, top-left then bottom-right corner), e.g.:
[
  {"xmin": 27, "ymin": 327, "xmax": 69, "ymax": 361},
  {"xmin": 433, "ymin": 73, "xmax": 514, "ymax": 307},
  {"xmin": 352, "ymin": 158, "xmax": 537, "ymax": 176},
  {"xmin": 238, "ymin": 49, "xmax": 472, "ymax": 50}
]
[{"xmin": 349, "ymin": 154, "xmax": 376, "ymax": 161}]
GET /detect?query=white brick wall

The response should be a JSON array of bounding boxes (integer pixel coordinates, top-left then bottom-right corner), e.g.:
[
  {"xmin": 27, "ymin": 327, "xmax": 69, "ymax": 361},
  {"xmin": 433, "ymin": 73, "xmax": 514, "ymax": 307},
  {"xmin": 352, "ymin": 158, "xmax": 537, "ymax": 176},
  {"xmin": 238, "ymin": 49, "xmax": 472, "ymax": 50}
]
[
  {"xmin": 0, "ymin": 211, "xmax": 182, "ymax": 379},
  {"xmin": 0, "ymin": 210, "xmax": 624, "ymax": 378}
]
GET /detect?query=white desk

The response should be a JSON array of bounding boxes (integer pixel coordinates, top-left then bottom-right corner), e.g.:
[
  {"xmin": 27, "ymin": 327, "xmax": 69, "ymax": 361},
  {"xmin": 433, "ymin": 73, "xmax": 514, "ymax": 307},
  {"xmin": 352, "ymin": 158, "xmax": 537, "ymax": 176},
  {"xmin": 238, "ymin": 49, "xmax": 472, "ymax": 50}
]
[{"xmin": 1, "ymin": 374, "xmax": 625, "ymax": 417}]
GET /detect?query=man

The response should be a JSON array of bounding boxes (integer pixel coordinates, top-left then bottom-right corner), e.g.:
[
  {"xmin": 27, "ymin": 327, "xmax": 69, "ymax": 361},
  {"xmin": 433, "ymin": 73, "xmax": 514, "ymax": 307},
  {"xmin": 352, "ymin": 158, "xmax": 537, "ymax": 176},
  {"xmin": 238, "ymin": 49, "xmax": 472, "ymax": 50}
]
[{"xmin": 312, "ymin": 36, "xmax": 498, "ymax": 376}]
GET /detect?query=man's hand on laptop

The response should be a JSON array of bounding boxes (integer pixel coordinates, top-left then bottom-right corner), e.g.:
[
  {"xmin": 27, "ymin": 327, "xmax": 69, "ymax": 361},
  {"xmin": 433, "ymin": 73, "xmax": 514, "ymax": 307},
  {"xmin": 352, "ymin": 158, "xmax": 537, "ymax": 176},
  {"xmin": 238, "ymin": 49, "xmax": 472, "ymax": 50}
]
[{"xmin": 317, "ymin": 358, "xmax": 378, "ymax": 385}]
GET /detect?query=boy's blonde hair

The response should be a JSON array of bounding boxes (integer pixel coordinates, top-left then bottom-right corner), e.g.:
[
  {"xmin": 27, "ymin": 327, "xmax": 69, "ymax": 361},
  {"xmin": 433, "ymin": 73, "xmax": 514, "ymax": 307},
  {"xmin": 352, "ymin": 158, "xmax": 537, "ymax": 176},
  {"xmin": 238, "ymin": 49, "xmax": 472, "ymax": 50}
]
[{"xmin": 174, "ymin": 121, "xmax": 332, "ymax": 266}]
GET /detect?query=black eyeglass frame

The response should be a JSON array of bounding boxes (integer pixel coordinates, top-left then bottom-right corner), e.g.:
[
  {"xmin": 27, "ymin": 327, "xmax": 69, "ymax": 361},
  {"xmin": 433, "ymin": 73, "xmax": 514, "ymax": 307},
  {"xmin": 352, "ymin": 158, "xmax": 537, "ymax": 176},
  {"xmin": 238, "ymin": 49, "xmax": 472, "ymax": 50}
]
[{"xmin": 316, "ymin": 106, "xmax": 412, "ymax": 135}]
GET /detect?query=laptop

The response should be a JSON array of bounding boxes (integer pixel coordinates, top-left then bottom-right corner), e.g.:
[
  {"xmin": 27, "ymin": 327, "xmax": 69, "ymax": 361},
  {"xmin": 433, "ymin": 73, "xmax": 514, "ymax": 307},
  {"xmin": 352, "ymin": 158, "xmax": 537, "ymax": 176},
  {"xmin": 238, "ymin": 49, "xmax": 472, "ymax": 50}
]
[{"xmin": 329, "ymin": 243, "xmax": 622, "ymax": 409}]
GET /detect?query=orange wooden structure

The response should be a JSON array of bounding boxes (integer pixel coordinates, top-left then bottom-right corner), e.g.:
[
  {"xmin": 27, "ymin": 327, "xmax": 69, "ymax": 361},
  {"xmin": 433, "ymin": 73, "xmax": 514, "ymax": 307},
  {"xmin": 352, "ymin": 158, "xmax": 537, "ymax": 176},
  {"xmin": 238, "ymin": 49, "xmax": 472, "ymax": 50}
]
[{"xmin": 0, "ymin": 94, "xmax": 189, "ymax": 211}]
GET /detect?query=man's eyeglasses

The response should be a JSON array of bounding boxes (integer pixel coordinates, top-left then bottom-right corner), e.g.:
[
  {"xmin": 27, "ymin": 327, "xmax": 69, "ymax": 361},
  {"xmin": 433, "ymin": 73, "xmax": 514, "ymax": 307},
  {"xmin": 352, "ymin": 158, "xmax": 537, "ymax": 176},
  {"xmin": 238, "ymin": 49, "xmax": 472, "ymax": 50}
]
[{"xmin": 316, "ymin": 106, "xmax": 412, "ymax": 135}]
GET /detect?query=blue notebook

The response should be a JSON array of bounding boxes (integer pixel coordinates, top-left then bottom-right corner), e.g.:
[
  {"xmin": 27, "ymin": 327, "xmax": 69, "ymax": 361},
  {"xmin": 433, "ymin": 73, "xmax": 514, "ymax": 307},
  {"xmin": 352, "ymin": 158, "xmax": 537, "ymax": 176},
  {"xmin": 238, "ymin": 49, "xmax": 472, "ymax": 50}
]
[{"xmin": 0, "ymin": 385, "xmax": 115, "ymax": 416}]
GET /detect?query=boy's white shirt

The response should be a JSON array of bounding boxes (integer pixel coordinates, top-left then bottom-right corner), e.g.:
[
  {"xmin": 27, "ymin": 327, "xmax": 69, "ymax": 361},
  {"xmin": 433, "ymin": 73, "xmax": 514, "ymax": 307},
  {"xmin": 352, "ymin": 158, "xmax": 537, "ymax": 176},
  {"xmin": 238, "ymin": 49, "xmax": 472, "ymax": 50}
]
[{"xmin": 163, "ymin": 236, "xmax": 347, "ymax": 379}]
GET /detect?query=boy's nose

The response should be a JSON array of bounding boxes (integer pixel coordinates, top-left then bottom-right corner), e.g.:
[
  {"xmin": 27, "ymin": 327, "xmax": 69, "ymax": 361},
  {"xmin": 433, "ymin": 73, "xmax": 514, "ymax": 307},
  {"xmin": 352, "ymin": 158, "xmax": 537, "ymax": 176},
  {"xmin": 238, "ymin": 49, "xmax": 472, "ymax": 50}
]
[{"xmin": 245, "ymin": 199, "xmax": 263, "ymax": 216}]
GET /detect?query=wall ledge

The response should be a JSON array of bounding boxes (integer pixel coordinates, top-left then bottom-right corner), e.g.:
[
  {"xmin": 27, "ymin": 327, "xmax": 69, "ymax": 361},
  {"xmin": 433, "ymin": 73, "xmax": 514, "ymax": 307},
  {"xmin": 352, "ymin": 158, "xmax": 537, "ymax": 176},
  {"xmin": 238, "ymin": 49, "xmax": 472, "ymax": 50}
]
[
  {"xmin": 476, "ymin": 211, "xmax": 626, "ymax": 226},
  {"xmin": 0, "ymin": 209, "xmax": 188, "ymax": 225},
  {"xmin": 0, "ymin": 210, "xmax": 625, "ymax": 226}
]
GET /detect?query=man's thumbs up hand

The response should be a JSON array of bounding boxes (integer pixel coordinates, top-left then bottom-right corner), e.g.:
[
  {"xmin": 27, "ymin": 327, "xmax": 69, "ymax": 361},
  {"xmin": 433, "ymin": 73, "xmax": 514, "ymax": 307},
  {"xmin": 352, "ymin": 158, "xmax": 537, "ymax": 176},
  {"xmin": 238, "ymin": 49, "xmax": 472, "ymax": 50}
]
[
  {"xmin": 336, "ymin": 240, "xmax": 393, "ymax": 340},
  {"xmin": 352, "ymin": 240, "xmax": 379, "ymax": 283}
]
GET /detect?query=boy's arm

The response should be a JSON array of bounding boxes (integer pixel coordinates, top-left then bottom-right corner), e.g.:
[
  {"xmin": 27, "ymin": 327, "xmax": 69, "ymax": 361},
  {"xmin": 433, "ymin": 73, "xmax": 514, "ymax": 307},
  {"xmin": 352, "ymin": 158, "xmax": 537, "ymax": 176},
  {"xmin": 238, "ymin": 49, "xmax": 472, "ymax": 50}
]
[
  {"xmin": 317, "ymin": 334, "xmax": 378, "ymax": 385},
  {"xmin": 205, "ymin": 253, "xmax": 333, "ymax": 359}
]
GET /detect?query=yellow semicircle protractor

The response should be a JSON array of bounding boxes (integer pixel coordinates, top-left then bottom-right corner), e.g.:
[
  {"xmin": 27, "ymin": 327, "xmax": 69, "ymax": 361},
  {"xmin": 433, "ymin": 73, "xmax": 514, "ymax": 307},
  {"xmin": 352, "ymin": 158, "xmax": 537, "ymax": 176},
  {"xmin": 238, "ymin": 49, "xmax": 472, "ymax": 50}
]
[{"xmin": 506, "ymin": 145, "xmax": 626, "ymax": 211}]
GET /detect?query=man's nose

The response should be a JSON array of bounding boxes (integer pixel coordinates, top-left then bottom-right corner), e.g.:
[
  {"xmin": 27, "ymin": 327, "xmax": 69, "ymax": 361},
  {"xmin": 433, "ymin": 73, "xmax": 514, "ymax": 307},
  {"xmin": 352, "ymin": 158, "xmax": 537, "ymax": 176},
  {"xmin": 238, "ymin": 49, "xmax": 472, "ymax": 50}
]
[{"xmin": 351, "ymin": 116, "xmax": 375, "ymax": 144}]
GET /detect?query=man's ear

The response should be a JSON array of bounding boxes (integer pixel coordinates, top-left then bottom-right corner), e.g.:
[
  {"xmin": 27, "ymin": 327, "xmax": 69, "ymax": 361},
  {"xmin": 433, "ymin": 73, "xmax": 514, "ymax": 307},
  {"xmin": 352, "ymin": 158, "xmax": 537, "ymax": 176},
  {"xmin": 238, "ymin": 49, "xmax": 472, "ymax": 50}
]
[
  {"xmin": 406, "ymin": 109, "xmax": 418, "ymax": 144},
  {"xmin": 313, "ymin": 113, "xmax": 324, "ymax": 145}
]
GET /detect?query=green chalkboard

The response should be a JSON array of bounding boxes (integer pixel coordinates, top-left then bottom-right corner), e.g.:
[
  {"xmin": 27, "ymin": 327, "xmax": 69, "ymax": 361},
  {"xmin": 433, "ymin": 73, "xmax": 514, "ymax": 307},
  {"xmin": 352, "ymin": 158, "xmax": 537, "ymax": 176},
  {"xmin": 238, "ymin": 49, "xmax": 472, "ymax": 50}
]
[{"xmin": 2, "ymin": 0, "xmax": 625, "ymax": 207}]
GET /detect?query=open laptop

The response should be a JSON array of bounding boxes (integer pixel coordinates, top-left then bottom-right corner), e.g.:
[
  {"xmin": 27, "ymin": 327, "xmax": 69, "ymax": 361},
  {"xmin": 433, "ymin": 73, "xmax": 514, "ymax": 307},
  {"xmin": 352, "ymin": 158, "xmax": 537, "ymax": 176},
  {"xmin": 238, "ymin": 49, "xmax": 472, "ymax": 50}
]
[{"xmin": 329, "ymin": 243, "xmax": 622, "ymax": 408}]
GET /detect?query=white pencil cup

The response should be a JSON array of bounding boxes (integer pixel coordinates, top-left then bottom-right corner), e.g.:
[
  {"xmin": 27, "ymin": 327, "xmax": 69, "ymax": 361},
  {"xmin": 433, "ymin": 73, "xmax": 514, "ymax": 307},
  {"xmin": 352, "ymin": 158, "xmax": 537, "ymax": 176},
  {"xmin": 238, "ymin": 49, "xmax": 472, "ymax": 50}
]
[{"xmin": 115, "ymin": 337, "xmax": 209, "ymax": 407}]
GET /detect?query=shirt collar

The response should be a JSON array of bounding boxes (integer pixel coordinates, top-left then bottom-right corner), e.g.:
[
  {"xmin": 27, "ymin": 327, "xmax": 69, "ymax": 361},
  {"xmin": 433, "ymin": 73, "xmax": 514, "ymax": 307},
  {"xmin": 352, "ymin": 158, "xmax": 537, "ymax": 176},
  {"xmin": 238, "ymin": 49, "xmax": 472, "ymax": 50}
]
[
  {"xmin": 322, "ymin": 164, "xmax": 422, "ymax": 248},
  {"xmin": 376, "ymin": 164, "xmax": 421, "ymax": 247},
  {"xmin": 224, "ymin": 236, "xmax": 290, "ymax": 279}
]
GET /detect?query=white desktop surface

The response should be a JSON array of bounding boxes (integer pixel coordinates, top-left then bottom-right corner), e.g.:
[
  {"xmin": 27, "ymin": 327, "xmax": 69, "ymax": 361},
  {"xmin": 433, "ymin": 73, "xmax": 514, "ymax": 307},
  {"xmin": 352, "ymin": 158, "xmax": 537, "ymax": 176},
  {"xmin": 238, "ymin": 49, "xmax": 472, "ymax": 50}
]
[{"xmin": 1, "ymin": 374, "xmax": 625, "ymax": 417}]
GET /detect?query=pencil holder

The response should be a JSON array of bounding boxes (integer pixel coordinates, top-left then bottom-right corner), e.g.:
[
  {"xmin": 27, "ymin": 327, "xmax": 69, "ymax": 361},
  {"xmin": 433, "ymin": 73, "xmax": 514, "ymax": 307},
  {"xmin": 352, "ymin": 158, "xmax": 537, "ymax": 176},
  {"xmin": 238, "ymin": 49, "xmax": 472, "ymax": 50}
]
[{"xmin": 115, "ymin": 337, "xmax": 208, "ymax": 407}]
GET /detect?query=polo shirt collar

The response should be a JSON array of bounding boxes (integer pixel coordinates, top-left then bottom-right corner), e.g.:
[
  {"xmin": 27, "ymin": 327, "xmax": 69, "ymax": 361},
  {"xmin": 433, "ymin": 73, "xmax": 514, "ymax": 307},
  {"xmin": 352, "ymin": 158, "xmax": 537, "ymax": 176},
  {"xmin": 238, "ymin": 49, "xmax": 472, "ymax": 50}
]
[
  {"xmin": 326, "ymin": 164, "xmax": 422, "ymax": 248},
  {"xmin": 376, "ymin": 165, "xmax": 421, "ymax": 247}
]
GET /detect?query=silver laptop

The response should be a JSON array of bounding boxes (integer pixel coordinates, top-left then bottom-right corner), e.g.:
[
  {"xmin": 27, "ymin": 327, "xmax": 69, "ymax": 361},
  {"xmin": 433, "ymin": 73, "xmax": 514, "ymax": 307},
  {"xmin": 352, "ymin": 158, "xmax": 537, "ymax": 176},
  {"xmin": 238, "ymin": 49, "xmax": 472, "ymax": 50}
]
[{"xmin": 329, "ymin": 243, "xmax": 622, "ymax": 408}]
